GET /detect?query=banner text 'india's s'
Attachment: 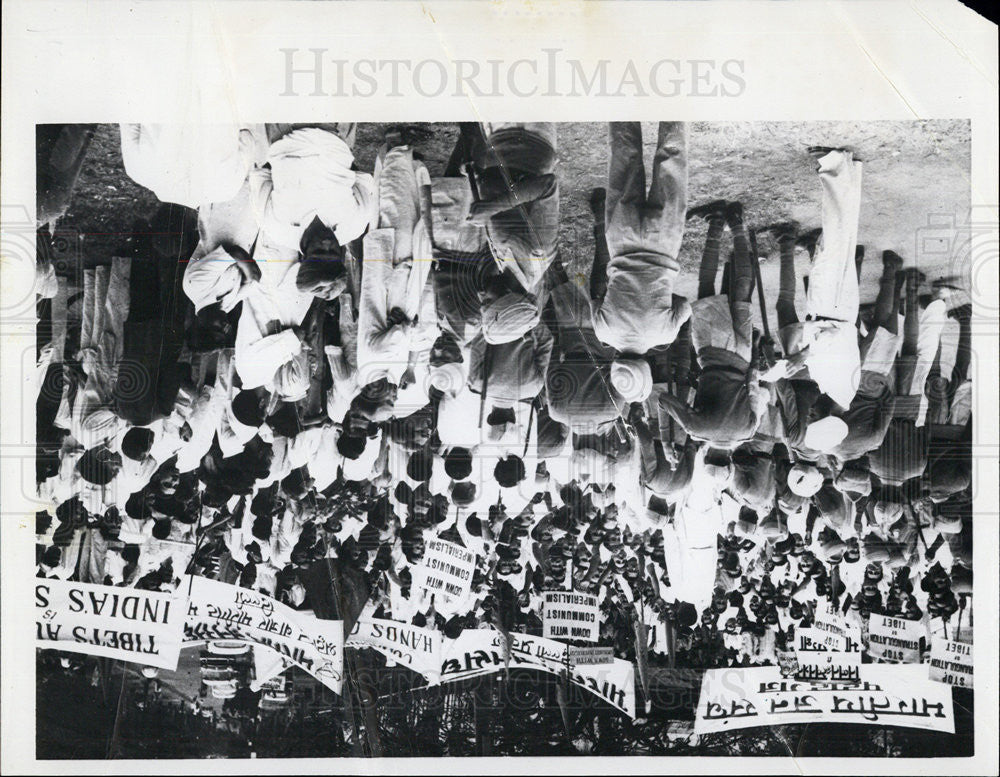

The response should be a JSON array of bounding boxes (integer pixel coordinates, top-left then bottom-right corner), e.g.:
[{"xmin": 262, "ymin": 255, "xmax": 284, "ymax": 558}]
[{"xmin": 35, "ymin": 579, "xmax": 184, "ymax": 670}]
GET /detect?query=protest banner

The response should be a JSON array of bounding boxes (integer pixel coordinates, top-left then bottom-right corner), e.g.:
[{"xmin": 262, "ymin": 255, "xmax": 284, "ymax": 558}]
[
  {"xmin": 867, "ymin": 614, "xmax": 924, "ymax": 664},
  {"xmin": 813, "ymin": 600, "xmax": 863, "ymax": 645},
  {"xmin": 569, "ymin": 645, "xmax": 615, "ymax": 666},
  {"xmin": 543, "ymin": 591, "xmax": 600, "ymax": 642},
  {"xmin": 411, "ymin": 539, "xmax": 476, "ymax": 613},
  {"xmin": 929, "ymin": 637, "xmax": 973, "ymax": 689},
  {"xmin": 182, "ymin": 576, "xmax": 343, "ymax": 693},
  {"xmin": 439, "ymin": 629, "xmax": 636, "ymax": 718},
  {"xmin": 250, "ymin": 645, "xmax": 294, "ymax": 691},
  {"xmin": 694, "ymin": 665, "xmax": 954, "ymax": 735},
  {"xmin": 347, "ymin": 617, "xmax": 442, "ymax": 683},
  {"xmin": 794, "ymin": 625, "xmax": 862, "ymax": 681},
  {"xmin": 35, "ymin": 579, "xmax": 183, "ymax": 670}
]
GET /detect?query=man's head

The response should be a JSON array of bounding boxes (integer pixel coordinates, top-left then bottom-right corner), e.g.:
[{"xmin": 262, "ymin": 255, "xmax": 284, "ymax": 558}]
[
  {"xmin": 354, "ymin": 378, "xmax": 398, "ymax": 420},
  {"xmin": 281, "ymin": 467, "xmax": 315, "ymax": 500},
  {"xmin": 494, "ymin": 455, "xmax": 526, "ymax": 489},
  {"xmin": 151, "ymin": 519, "xmax": 172, "ymax": 540},
  {"xmin": 390, "ymin": 407, "xmax": 434, "ymax": 450},
  {"xmin": 481, "ymin": 293, "xmax": 540, "ymax": 345},
  {"xmin": 444, "ymin": 447, "xmax": 473, "ymax": 481},
  {"xmin": 296, "ymin": 259, "xmax": 347, "ymax": 300},
  {"xmin": 450, "ymin": 480, "xmax": 477, "ymax": 507},
  {"xmin": 400, "ymin": 525, "xmax": 426, "ymax": 563},
  {"xmin": 337, "ymin": 430, "xmax": 368, "ymax": 461},
  {"xmin": 406, "ymin": 448, "xmax": 434, "ymax": 483},
  {"xmin": 485, "ymin": 406, "xmax": 516, "ymax": 439},
  {"xmin": 803, "ymin": 415, "xmax": 849, "ymax": 452},
  {"xmin": 231, "ymin": 389, "xmax": 268, "ymax": 429},
  {"xmin": 428, "ymin": 361, "xmax": 466, "ymax": 398},
  {"xmin": 297, "ymin": 217, "xmax": 348, "ymax": 299},
  {"xmin": 610, "ymin": 357, "xmax": 653, "ymax": 403},
  {"xmin": 703, "ymin": 448, "xmax": 734, "ymax": 486},
  {"xmin": 153, "ymin": 464, "xmax": 180, "ymax": 496},
  {"xmin": 121, "ymin": 427, "xmax": 155, "ymax": 461},
  {"xmin": 787, "ymin": 463, "xmax": 824, "ymax": 498}
]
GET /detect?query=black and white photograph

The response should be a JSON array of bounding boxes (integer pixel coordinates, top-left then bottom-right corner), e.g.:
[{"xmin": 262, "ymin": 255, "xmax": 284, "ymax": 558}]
[
  {"xmin": 29, "ymin": 118, "xmax": 978, "ymax": 758},
  {"xmin": 3, "ymin": 0, "xmax": 997, "ymax": 773}
]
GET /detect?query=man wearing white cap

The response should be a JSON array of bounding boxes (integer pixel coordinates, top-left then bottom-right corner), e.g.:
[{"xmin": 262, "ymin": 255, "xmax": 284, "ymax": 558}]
[
  {"xmin": 591, "ymin": 122, "xmax": 692, "ymax": 358},
  {"xmin": 786, "ymin": 462, "xmax": 825, "ymax": 500}
]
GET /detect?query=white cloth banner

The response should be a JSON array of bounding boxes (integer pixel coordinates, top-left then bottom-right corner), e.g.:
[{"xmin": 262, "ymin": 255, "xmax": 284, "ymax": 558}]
[
  {"xmin": 35, "ymin": 579, "xmax": 184, "ymax": 670},
  {"xmin": 439, "ymin": 629, "xmax": 635, "ymax": 718},
  {"xmin": 182, "ymin": 576, "xmax": 343, "ymax": 693},
  {"xmin": 695, "ymin": 665, "xmax": 954, "ymax": 735},
  {"xmin": 346, "ymin": 617, "xmax": 442, "ymax": 683},
  {"xmin": 929, "ymin": 638, "xmax": 973, "ymax": 689},
  {"xmin": 543, "ymin": 591, "xmax": 600, "ymax": 642}
]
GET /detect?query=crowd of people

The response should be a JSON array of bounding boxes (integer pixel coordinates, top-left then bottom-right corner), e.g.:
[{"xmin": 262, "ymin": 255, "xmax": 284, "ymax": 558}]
[{"xmin": 35, "ymin": 121, "xmax": 973, "ymax": 677}]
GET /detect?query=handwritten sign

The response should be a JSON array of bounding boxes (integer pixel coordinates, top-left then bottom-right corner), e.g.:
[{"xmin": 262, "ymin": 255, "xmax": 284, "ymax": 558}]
[
  {"xmin": 814, "ymin": 600, "xmax": 862, "ymax": 645},
  {"xmin": 543, "ymin": 591, "xmax": 600, "ymax": 642},
  {"xmin": 794, "ymin": 626, "xmax": 861, "ymax": 681},
  {"xmin": 695, "ymin": 665, "xmax": 954, "ymax": 735},
  {"xmin": 35, "ymin": 580, "xmax": 183, "ymax": 670},
  {"xmin": 439, "ymin": 629, "xmax": 635, "ymax": 718},
  {"xmin": 347, "ymin": 617, "xmax": 442, "ymax": 682},
  {"xmin": 867, "ymin": 614, "xmax": 923, "ymax": 664},
  {"xmin": 412, "ymin": 539, "xmax": 476, "ymax": 612},
  {"xmin": 183, "ymin": 576, "xmax": 343, "ymax": 693},
  {"xmin": 929, "ymin": 638, "xmax": 973, "ymax": 689}
]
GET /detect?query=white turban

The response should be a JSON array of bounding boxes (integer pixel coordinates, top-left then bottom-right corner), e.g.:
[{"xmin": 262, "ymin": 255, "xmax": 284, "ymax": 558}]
[
  {"xmin": 873, "ymin": 500, "xmax": 904, "ymax": 527},
  {"xmin": 79, "ymin": 409, "xmax": 122, "ymax": 449},
  {"xmin": 275, "ymin": 352, "xmax": 310, "ymax": 402},
  {"xmin": 610, "ymin": 358, "xmax": 653, "ymax": 402},
  {"xmin": 429, "ymin": 361, "xmax": 466, "ymax": 397},
  {"xmin": 934, "ymin": 513, "xmax": 962, "ymax": 536},
  {"xmin": 703, "ymin": 461, "xmax": 734, "ymax": 486},
  {"xmin": 836, "ymin": 467, "xmax": 872, "ymax": 497},
  {"xmin": 251, "ymin": 128, "xmax": 375, "ymax": 248},
  {"xmin": 182, "ymin": 246, "xmax": 245, "ymax": 312},
  {"xmin": 803, "ymin": 416, "xmax": 849, "ymax": 452},
  {"xmin": 482, "ymin": 293, "xmax": 540, "ymax": 345},
  {"xmin": 787, "ymin": 463, "xmax": 824, "ymax": 498}
]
